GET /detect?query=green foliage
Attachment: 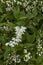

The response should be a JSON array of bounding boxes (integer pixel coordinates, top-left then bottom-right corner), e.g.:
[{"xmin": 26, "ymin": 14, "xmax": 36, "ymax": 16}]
[{"xmin": 0, "ymin": 0, "xmax": 43, "ymax": 65}]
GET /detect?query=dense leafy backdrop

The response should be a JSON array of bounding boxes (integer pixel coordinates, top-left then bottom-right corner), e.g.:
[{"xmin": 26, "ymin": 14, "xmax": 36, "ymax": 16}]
[{"xmin": 0, "ymin": 0, "xmax": 43, "ymax": 65}]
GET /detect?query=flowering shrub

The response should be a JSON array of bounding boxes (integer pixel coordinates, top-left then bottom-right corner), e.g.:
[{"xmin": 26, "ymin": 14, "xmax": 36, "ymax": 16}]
[{"xmin": 0, "ymin": 0, "xmax": 43, "ymax": 65}]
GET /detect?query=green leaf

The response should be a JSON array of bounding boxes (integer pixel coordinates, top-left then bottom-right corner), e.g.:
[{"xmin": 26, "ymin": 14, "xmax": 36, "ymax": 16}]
[{"xmin": 26, "ymin": 32, "xmax": 36, "ymax": 43}]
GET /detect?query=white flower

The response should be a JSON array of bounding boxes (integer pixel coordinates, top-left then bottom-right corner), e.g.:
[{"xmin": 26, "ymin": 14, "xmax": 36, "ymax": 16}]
[
  {"xmin": 14, "ymin": 0, "xmax": 16, "ymax": 2},
  {"xmin": 37, "ymin": 43, "xmax": 42, "ymax": 50},
  {"xmin": 5, "ymin": 42, "xmax": 9, "ymax": 46},
  {"xmin": 39, "ymin": 53, "xmax": 41, "ymax": 56},
  {"xmin": 9, "ymin": 43, "xmax": 14, "ymax": 47},
  {"xmin": 16, "ymin": 55, "xmax": 21, "ymax": 63},
  {"xmin": 41, "ymin": 7, "xmax": 43, "ymax": 11},
  {"xmin": 15, "ymin": 26, "xmax": 26, "ymax": 35},
  {"xmin": 9, "ymin": 54, "xmax": 21, "ymax": 63},
  {"xmin": 5, "ymin": 26, "xmax": 26, "ymax": 47},
  {"xmin": 17, "ymin": 1, "xmax": 22, "ymax": 5},
  {"xmin": 24, "ymin": 49, "xmax": 27, "ymax": 53},
  {"xmin": 24, "ymin": 52, "xmax": 31, "ymax": 62},
  {"xmin": 1, "ymin": 0, "xmax": 3, "ymax": 2},
  {"xmin": 12, "ymin": 38, "xmax": 16, "ymax": 41},
  {"xmin": 3, "ymin": 26, "xmax": 9, "ymax": 31},
  {"xmin": 15, "ymin": 38, "xmax": 21, "ymax": 42},
  {"xmin": 15, "ymin": 26, "xmax": 26, "ymax": 38},
  {"xmin": 6, "ymin": 7, "xmax": 12, "ymax": 11},
  {"xmin": 1, "ymin": 0, "xmax": 5, "ymax": 3},
  {"xmin": 36, "ymin": 38, "xmax": 43, "ymax": 56}
]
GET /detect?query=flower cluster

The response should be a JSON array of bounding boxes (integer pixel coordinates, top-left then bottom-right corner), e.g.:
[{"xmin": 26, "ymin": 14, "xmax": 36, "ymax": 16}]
[
  {"xmin": 5, "ymin": 26, "xmax": 26, "ymax": 47},
  {"xmin": 13, "ymin": 0, "xmax": 43, "ymax": 12},
  {"xmin": 24, "ymin": 49, "xmax": 32, "ymax": 62},
  {"xmin": 5, "ymin": 0, "xmax": 13, "ymax": 11},
  {"xmin": 9, "ymin": 54, "xmax": 21, "ymax": 64},
  {"xmin": 1, "ymin": 0, "xmax": 43, "ymax": 12},
  {"xmin": 7, "ymin": 49, "xmax": 32, "ymax": 64},
  {"xmin": 36, "ymin": 38, "xmax": 43, "ymax": 56},
  {"xmin": 24, "ymin": 52, "xmax": 31, "ymax": 62}
]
